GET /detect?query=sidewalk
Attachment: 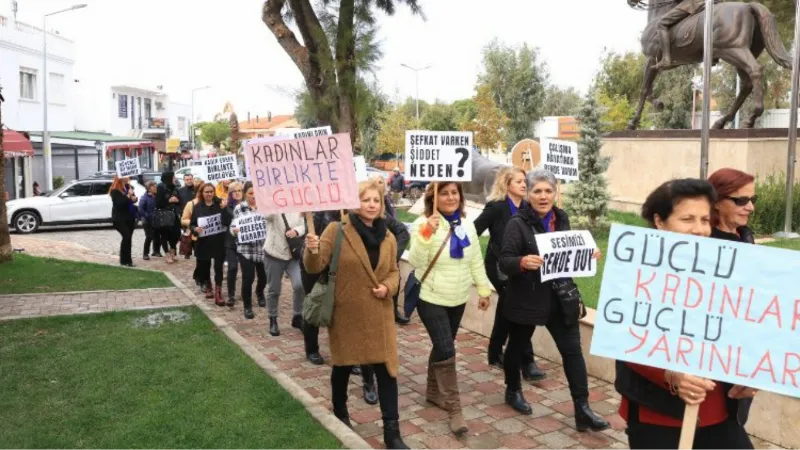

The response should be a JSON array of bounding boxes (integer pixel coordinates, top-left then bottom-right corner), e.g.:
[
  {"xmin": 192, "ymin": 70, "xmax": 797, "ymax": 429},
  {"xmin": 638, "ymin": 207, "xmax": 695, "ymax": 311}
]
[{"xmin": 9, "ymin": 234, "xmax": 783, "ymax": 449}]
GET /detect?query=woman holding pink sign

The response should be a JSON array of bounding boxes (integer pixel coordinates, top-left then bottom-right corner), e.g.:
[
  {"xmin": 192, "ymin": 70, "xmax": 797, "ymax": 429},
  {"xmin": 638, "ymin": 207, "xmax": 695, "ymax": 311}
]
[{"xmin": 618, "ymin": 178, "xmax": 757, "ymax": 449}]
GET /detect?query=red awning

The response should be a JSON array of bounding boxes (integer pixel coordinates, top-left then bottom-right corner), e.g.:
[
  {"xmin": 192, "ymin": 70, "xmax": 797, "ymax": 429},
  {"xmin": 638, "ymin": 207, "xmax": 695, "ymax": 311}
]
[{"xmin": 2, "ymin": 131, "xmax": 34, "ymax": 158}]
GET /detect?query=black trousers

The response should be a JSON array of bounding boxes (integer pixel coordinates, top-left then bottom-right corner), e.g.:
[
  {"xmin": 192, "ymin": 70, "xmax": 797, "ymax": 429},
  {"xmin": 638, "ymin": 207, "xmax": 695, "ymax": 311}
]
[
  {"xmin": 332, "ymin": 364, "xmax": 398, "ymax": 420},
  {"xmin": 489, "ymin": 285, "xmax": 534, "ymax": 364},
  {"xmin": 304, "ymin": 322, "xmax": 320, "ymax": 355},
  {"xmin": 197, "ymin": 258, "xmax": 224, "ymax": 286},
  {"xmin": 238, "ymin": 255, "xmax": 266, "ymax": 309},
  {"xmin": 504, "ymin": 315, "xmax": 588, "ymax": 399},
  {"xmin": 226, "ymin": 247, "xmax": 239, "ymax": 300},
  {"xmin": 159, "ymin": 225, "xmax": 179, "ymax": 252},
  {"xmin": 418, "ymin": 299, "xmax": 466, "ymax": 362},
  {"xmin": 113, "ymin": 219, "xmax": 135, "ymax": 265},
  {"xmin": 626, "ymin": 403, "xmax": 753, "ymax": 449},
  {"xmin": 142, "ymin": 221, "xmax": 161, "ymax": 256}
]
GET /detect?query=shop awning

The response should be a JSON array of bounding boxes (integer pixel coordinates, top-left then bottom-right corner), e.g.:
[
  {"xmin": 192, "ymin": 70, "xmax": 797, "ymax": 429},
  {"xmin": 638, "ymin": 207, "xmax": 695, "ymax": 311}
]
[{"xmin": 2, "ymin": 130, "xmax": 34, "ymax": 158}]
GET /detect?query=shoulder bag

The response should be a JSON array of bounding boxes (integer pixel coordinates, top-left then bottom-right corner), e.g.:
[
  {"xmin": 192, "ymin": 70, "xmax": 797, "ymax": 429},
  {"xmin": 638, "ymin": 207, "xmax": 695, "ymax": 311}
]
[
  {"xmin": 302, "ymin": 223, "xmax": 344, "ymax": 328},
  {"xmin": 282, "ymin": 214, "xmax": 305, "ymax": 260},
  {"xmin": 403, "ymin": 228, "xmax": 453, "ymax": 319}
]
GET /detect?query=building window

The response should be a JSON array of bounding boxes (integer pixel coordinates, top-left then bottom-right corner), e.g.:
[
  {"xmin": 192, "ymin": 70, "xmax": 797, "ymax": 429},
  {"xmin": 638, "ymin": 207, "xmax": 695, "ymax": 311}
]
[
  {"xmin": 19, "ymin": 68, "xmax": 37, "ymax": 100},
  {"xmin": 144, "ymin": 98, "xmax": 152, "ymax": 119},
  {"xmin": 178, "ymin": 117, "xmax": 186, "ymax": 136},
  {"xmin": 118, "ymin": 94, "xmax": 128, "ymax": 118},
  {"xmin": 49, "ymin": 73, "xmax": 65, "ymax": 104}
]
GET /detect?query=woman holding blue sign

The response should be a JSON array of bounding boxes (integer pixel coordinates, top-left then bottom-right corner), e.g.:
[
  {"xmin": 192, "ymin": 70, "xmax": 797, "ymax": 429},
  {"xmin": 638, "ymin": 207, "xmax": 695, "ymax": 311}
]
[
  {"xmin": 617, "ymin": 178, "xmax": 757, "ymax": 449},
  {"xmin": 498, "ymin": 169, "xmax": 608, "ymax": 432}
]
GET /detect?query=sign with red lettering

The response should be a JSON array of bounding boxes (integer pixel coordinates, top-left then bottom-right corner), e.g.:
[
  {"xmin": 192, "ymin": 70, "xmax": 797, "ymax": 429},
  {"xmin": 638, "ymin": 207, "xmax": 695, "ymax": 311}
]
[
  {"xmin": 242, "ymin": 133, "xmax": 360, "ymax": 214},
  {"xmin": 591, "ymin": 224, "xmax": 800, "ymax": 398}
]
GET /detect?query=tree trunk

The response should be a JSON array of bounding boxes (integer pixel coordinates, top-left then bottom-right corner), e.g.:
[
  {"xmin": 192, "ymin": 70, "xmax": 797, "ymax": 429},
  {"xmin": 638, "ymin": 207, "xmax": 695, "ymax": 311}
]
[
  {"xmin": 0, "ymin": 88, "xmax": 12, "ymax": 264},
  {"xmin": 335, "ymin": 0, "xmax": 358, "ymax": 148}
]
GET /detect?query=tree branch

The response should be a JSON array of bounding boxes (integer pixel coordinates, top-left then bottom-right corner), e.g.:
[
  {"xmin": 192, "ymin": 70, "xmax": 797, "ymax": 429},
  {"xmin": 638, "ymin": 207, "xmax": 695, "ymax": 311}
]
[{"xmin": 262, "ymin": 0, "xmax": 311, "ymax": 77}]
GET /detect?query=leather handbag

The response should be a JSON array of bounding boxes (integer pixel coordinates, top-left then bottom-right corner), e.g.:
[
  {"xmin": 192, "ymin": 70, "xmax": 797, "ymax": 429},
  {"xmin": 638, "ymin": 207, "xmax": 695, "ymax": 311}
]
[
  {"xmin": 552, "ymin": 278, "xmax": 587, "ymax": 326},
  {"xmin": 153, "ymin": 208, "xmax": 176, "ymax": 229},
  {"xmin": 302, "ymin": 223, "xmax": 344, "ymax": 328},
  {"xmin": 282, "ymin": 214, "xmax": 305, "ymax": 260},
  {"xmin": 403, "ymin": 228, "xmax": 453, "ymax": 319}
]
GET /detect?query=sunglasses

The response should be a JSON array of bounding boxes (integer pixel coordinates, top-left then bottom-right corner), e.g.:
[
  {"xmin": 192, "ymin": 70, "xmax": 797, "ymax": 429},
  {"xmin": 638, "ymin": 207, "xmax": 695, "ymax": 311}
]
[{"xmin": 726, "ymin": 195, "xmax": 757, "ymax": 207}]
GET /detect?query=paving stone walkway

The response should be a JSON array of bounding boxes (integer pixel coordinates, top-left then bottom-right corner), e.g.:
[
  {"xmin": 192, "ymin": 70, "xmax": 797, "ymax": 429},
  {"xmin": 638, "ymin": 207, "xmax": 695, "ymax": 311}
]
[{"xmin": 8, "ymin": 234, "xmax": 783, "ymax": 449}]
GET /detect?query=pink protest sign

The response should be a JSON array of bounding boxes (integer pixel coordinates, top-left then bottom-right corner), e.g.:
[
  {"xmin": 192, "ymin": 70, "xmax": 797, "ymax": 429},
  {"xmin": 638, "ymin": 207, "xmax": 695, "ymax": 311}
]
[{"xmin": 243, "ymin": 133, "xmax": 360, "ymax": 214}]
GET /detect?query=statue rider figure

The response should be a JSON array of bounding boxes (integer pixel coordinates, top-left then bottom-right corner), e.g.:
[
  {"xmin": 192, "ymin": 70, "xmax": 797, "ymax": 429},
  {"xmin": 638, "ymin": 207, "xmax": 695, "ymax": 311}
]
[{"xmin": 629, "ymin": 0, "xmax": 714, "ymax": 69}]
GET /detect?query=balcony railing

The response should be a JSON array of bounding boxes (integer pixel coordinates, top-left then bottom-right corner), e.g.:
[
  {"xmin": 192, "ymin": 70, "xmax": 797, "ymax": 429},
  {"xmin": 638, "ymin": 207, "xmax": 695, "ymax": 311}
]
[{"xmin": 138, "ymin": 117, "xmax": 169, "ymax": 130}]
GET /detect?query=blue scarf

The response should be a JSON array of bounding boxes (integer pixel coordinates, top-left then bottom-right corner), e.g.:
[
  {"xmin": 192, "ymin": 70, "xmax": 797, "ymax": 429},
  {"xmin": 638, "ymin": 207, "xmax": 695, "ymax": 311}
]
[
  {"xmin": 540, "ymin": 210, "xmax": 554, "ymax": 233},
  {"xmin": 507, "ymin": 196, "xmax": 520, "ymax": 216},
  {"xmin": 443, "ymin": 211, "xmax": 470, "ymax": 259}
]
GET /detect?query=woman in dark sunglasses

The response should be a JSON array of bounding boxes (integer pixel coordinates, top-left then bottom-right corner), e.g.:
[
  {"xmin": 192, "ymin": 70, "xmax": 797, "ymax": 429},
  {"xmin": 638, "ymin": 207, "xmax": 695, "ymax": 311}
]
[{"xmin": 707, "ymin": 168, "xmax": 756, "ymax": 243}]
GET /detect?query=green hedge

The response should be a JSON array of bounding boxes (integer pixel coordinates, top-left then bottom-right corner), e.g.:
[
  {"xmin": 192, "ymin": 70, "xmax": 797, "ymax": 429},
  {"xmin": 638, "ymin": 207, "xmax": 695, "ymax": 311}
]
[{"xmin": 749, "ymin": 174, "xmax": 800, "ymax": 235}]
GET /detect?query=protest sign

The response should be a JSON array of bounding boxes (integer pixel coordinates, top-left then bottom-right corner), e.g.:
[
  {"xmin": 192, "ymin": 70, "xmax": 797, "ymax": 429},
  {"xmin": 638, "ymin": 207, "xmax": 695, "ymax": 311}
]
[
  {"xmin": 591, "ymin": 224, "xmax": 800, "ymax": 399},
  {"xmin": 354, "ymin": 156, "xmax": 368, "ymax": 182},
  {"xmin": 242, "ymin": 133, "xmax": 360, "ymax": 215},
  {"xmin": 540, "ymin": 138, "xmax": 579, "ymax": 182},
  {"xmin": 275, "ymin": 126, "xmax": 333, "ymax": 139},
  {"xmin": 115, "ymin": 158, "xmax": 140, "ymax": 178},
  {"xmin": 236, "ymin": 213, "xmax": 267, "ymax": 244},
  {"xmin": 405, "ymin": 130, "xmax": 473, "ymax": 182},
  {"xmin": 198, "ymin": 214, "xmax": 224, "ymax": 237},
  {"xmin": 203, "ymin": 155, "xmax": 240, "ymax": 182},
  {"xmin": 535, "ymin": 230, "xmax": 597, "ymax": 282}
]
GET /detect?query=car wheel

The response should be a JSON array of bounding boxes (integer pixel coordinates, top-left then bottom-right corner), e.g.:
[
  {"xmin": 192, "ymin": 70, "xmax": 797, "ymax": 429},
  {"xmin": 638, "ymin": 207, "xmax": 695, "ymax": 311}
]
[{"xmin": 13, "ymin": 211, "xmax": 40, "ymax": 234}]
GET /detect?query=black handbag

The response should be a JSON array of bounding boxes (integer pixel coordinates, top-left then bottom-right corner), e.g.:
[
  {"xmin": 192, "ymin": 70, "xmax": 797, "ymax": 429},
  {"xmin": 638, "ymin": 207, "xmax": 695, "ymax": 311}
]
[
  {"xmin": 403, "ymin": 228, "xmax": 452, "ymax": 319},
  {"xmin": 551, "ymin": 278, "xmax": 587, "ymax": 326},
  {"xmin": 281, "ymin": 214, "xmax": 305, "ymax": 260},
  {"xmin": 153, "ymin": 208, "xmax": 176, "ymax": 229}
]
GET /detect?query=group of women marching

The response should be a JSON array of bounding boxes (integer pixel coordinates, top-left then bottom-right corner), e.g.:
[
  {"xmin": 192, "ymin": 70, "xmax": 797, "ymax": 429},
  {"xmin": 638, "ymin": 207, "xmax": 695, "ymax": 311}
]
[{"xmin": 109, "ymin": 164, "xmax": 761, "ymax": 449}]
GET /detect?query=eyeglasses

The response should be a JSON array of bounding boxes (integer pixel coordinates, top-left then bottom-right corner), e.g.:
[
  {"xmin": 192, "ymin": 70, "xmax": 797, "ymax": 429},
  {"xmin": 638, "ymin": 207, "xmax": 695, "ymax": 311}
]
[{"xmin": 726, "ymin": 195, "xmax": 757, "ymax": 206}]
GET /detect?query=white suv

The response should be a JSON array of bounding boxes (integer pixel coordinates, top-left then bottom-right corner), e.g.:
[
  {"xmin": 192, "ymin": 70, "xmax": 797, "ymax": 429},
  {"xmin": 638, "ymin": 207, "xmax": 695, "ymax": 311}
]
[{"xmin": 7, "ymin": 179, "xmax": 146, "ymax": 234}]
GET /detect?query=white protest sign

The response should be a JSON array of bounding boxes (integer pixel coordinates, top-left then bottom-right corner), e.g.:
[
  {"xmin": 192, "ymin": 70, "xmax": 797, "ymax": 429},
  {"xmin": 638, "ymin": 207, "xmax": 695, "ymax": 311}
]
[
  {"xmin": 354, "ymin": 156, "xmax": 368, "ymax": 181},
  {"xmin": 198, "ymin": 214, "xmax": 224, "ymax": 237},
  {"xmin": 115, "ymin": 158, "xmax": 141, "ymax": 178},
  {"xmin": 540, "ymin": 138, "xmax": 579, "ymax": 182},
  {"xmin": 405, "ymin": 130, "xmax": 473, "ymax": 182},
  {"xmin": 202, "ymin": 155, "xmax": 240, "ymax": 182},
  {"xmin": 275, "ymin": 126, "xmax": 333, "ymax": 139},
  {"xmin": 534, "ymin": 230, "xmax": 597, "ymax": 282},
  {"xmin": 236, "ymin": 213, "xmax": 267, "ymax": 244}
]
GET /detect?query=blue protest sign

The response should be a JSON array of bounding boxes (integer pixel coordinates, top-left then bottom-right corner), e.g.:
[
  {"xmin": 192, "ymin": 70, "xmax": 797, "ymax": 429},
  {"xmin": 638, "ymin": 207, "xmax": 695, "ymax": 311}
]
[{"xmin": 590, "ymin": 224, "xmax": 800, "ymax": 398}]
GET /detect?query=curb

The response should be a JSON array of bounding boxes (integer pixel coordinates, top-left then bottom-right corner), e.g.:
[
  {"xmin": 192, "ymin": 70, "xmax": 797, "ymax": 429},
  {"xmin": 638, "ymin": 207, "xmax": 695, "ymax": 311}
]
[
  {"xmin": 0, "ymin": 303, "xmax": 191, "ymax": 322},
  {"xmin": 163, "ymin": 272, "xmax": 372, "ymax": 450},
  {"xmin": 0, "ymin": 287, "xmax": 180, "ymax": 299}
]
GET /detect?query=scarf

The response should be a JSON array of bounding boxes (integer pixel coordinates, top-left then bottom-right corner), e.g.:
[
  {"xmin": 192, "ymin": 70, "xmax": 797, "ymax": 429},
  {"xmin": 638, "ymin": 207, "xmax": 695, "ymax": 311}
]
[
  {"xmin": 540, "ymin": 210, "xmax": 555, "ymax": 233},
  {"xmin": 350, "ymin": 213, "xmax": 387, "ymax": 270},
  {"xmin": 507, "ymin": 196, "xmax": 520, "ymax": 216},
  {"xmin": 443, "ymin": 211, "xmax": 470, "ymax": 259},
  {"xmin": 124, "ymin": 185, "xmax": 137, "ymax": 219}
]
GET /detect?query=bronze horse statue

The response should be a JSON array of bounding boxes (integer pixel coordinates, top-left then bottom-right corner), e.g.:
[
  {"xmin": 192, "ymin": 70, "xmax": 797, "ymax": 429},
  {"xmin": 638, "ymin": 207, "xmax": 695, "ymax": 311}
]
[{"xmin": 627, "ymin": 0, "xmax": 792, "ymax": 130}]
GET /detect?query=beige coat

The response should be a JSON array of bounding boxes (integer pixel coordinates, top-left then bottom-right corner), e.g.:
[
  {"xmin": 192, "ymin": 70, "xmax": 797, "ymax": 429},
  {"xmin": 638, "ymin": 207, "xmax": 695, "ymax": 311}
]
[
  {"xmin": 303, "ymin": 220, "xmax": 400, "ymax": 376},
  {"xmin": 264, "ymin": 213, "xmax": 306, "ymax": 261}
]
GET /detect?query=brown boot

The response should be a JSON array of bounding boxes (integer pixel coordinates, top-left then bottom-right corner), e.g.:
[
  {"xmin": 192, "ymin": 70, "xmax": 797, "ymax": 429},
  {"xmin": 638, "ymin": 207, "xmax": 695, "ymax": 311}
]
[
  {"xmin": 433, "ymin": 357, "xmax": 468, "ymax": 436},
  {"xmin": 425, "ymin": 357, "xmax": 446, "ymax": 409}
]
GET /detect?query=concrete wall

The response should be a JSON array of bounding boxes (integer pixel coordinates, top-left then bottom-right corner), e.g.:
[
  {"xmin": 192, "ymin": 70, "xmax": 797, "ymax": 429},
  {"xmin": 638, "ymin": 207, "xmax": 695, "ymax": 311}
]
[{"xmin": 602, "ymin": 130, "xmax": 796, "ymax": 212}]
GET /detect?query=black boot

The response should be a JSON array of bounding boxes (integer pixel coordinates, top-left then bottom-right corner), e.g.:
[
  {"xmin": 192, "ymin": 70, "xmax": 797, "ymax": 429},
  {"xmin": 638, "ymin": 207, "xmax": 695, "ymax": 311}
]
[
  {"xmin": 257, "ymin": 294, "xmax": 266, "ymax": 308},
  {"xmin": 488, "ymin": 349, "xmax": 504, "ymax": 369},
  {"xmin": 227, "ymin": 296, "xmax": 235, "ymax": 308},
  {"xmin": 291, "ymin": 314, "xmax": 303, "ymax": 330},
  {"xmin": 521, "ymin": 360, "xmax": 546, "ymax": 382},
  {"xmin": 383, "ymin": 419, "xmax": 409, "ymax": 449},
  {"xmin": 363, "ymin": 381, "xmax": 378, "ymax": 405},
  {"xmin": 393, "ymin": 296, "xmax": 410, "ymax": 325},
  {"xmin": 269, "ymin": 317, "xmax": 280, "ymax": 336},
  {"xmin": 505, "ymin": 389, "xmax": 532, "ymax": 415},
  {"xmin": 243, "ymin": 297, "xmax": 254, "ymax": 319},
  {"xmin": 574, "ymin": 398, "xmax": 610, "ymax": 432},
  {"xmin": 333, "ymin": 405, "xmax": 351, "ymax": 428},
  {"xmin": 143, "ymin": 253, "xmax": 150, "ymax": 261}
]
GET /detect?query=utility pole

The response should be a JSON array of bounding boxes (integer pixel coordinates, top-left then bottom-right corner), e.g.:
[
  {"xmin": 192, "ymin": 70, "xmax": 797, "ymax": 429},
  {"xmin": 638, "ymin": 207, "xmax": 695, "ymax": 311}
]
[{"xmin": 400, "ymin": 64, "xmax": 431, "ymax": 123}]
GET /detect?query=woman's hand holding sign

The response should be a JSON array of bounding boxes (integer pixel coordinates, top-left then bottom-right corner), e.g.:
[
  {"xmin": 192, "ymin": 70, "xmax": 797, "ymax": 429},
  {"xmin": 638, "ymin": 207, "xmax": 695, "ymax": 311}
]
[
  {"xmin": 728, "ymin": 385, "xmax": 758, "ymax": 399},
  {"xmin": 665, "ymin": 370, "xmax": 716, "ymax": 405},
  {"xmin": 593, "ymin": 249, "xmax": 602, "ymax": 260},
  {"xmin": 305, "ymin": 233, "xmax": 320, "ymax": 251},
  {"xmin": 522, "ymin": 255, "xmax": 544, "ymax": 271}
]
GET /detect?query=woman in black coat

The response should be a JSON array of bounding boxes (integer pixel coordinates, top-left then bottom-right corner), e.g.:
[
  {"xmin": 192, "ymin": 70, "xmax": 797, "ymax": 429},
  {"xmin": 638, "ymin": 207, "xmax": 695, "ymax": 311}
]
[
  {"xmin": 155, "ymin": 171, "xmax": 182, "ymax": 263},
  {"xmin": 498, "ymin": 169, "xmax": 608, "ymax": 432},
  {"xmin": 474, "ymin": 167, "xmax": 544, "ymax": 380},
  {"xmin": 109, "ymin": 176, "xmax": 138, "ymax": 267},
  {"xmin": 190, "ymin": 182, "xmax": 231, "ymax": 306}
]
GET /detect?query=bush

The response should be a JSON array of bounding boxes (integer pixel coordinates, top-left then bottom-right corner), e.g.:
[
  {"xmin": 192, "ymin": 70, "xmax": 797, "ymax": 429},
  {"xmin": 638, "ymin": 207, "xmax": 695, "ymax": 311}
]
[
  {"xmin": 53, "ymin": 176, "xmax": 65, "ymax": 190},
  {"xmin": 749, "ymin": 173, "xmax": 800, "ymax": 235}
]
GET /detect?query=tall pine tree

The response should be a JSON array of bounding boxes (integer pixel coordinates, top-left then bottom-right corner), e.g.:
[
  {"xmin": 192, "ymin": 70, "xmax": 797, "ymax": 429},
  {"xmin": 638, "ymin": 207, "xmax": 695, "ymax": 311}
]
[{"xmin": 567, "ymin": 93, "xmax": 611, "ymax": 230}]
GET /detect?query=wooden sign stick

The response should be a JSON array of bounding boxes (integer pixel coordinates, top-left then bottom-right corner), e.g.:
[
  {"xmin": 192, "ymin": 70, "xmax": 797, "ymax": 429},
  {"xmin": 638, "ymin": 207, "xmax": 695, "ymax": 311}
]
[
  {"xmin": 433, "ymin": 182, "xmax": 439, "ymax": 215},
  {"xmin": 304, "ymin": 211, "xmax": 318, "ymax": 254},
  {"xmin": 340, "ymin": 209, "xmax": 347, "ymax": 224},
  {"xmin": 557, "ymin": 179, "xmax": 563, "ymax": 209},
  {"xmin": 678, "ymin": 404, "xmax": 699, "ymax": 449}
]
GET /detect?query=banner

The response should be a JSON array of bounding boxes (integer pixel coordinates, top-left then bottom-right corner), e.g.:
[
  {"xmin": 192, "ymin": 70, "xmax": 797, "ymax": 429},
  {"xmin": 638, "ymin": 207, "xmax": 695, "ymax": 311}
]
[
  {"xmin": 198, "ymin": 214, "xmax": 224, "ymax": 237},
  {"xmin": 275, "ymin": 126, "xmax": 333, "ymax": 139},
  {"xmin": 540, "ymin": 138, "xmax": 579, "ymax": 182},
  {"xmin": 591, "ymin": 224, "xmax": 800, "ymax": 398},
  {"xmin": 535, "ymin": 230, "xmax": 597, "ymax": 282},
  {"xmin": 354, "ymin": 156, "xmax": 368, "ymax": 182},
  {"xmin": 203, "ymin": 155, "xmax": 240, "ymax": 182},
  {"xmin": 166, "ymin": 138, "xmax": 181, "ymax": 154},
  {"xmin": 235, "ymin": 213, "xmax": 267, "ymax": 244},
  {"xmin": 115, "ymin": 158, "xmax": 140, "ymax": 177},
  {"xmin": 243, "ymin": 133, "xmax": 360, "ymax": 215},
  {"xmin": 405, "ymin": 130, "xmax": 473, "ymax": 182}
]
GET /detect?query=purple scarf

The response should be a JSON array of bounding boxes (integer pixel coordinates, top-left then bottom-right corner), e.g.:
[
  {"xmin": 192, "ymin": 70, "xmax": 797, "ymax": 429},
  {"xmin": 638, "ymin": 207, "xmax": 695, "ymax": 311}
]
[
  {"xmin": 443, "ymin": 211, "xmax": 470, "ymax": 259},
  {"xmin": 540, "ymin": 210, "xmax": 554, "ymax": 232}
]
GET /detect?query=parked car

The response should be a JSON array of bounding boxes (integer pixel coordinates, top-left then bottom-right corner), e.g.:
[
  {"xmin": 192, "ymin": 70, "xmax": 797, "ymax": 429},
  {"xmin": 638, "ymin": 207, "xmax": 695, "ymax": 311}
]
[
  {"xmin": 7, "ymin": 178, "xmax": 146, "ymax": 234},
  {"xmin": 88, "ymin": 170, "xmax": 162, "ymax": 186},
  {"xmin": 174, "ymin": 166, "xmax": 208, "ymax": 186}
]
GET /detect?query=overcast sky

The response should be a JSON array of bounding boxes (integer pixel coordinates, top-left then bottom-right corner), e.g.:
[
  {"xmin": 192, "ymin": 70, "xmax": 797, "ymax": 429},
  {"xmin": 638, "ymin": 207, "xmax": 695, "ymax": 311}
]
[{"xmin": 4, "ymin": 0, "xmax": 646, "ymax": 122}]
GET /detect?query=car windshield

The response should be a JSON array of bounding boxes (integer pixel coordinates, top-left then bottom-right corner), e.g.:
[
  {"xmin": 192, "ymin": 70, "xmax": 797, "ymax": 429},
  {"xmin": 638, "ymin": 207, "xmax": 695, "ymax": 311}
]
[{"xmin": 44, "ymin": 183, "xmax": 73, "ymax": 197}]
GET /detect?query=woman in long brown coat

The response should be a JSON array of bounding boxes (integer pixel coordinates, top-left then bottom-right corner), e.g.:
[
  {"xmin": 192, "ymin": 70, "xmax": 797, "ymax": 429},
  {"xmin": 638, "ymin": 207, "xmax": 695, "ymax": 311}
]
[{"xmin": 304, "ymin": 179, "xmax": 407, "ymax": 450}]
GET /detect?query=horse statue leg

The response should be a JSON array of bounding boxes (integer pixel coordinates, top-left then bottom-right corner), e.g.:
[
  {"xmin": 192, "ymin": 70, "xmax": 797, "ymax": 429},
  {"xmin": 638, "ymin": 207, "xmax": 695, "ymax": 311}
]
[
  {"xmin": 712, "ymin": 67, "xmax": 752, "ymax": 129},
  {"xmin": 627, "ymin": 57, "xmax": 659, "ymax": 130}
]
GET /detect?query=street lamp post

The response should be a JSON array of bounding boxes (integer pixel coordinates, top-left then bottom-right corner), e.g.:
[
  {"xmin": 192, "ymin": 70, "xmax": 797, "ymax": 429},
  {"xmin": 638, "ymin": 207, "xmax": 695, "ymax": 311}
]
[
  {"xmin": 191, "ymin": 86, "xmax": 211, "ymax": 150},
  {"xmin": 42, "ymin": 4, "xmax": 87, "ymax": 191},
  {"xmin": 400, "ymin": 64, "xmax": 431, "ymax": 123}
]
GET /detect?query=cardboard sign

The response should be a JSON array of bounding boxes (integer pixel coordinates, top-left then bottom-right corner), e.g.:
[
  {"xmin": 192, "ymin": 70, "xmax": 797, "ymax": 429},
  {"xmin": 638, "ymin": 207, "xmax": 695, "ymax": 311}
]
[
  {"xmin": 198, "ymin": 214, "xmax": 224, "ymax": 237},
  {"xmin": 590, "ymin": 224, "xmax": 800, "ymax": 398},
  {"xmin": 243, "ymin": 133, "xmax": 360, "ymax": 215},
  {"xmin": 275, "ymin": 126, "xmax": 333, "ymax": 139},
  {"xmin": 540, "ymin": 138, "xmax": 579, "ymax": 182},
  {"xmin": 203, "ymin": 155, "xmax": 240, "ymax": 182},
  {"xmin": 535, "ymin": 230, "xmax": 597, "ymax": 282},
  {"xmin": 405, "ymin": 130, "xmax": 473, "ymax": 182},
  {"xmin": 115, "ymin": 158, "xmax": 141, "ymax": 177},
  {"xmin": 354, "ymin": 156, "xmax": 368, "ymax": 182},
  {"xmin": 236, "ymin": 213, "xmax": 267, "ymax": 244}
]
